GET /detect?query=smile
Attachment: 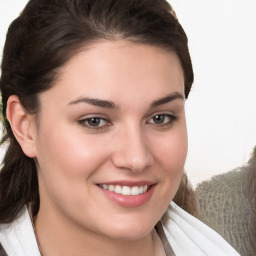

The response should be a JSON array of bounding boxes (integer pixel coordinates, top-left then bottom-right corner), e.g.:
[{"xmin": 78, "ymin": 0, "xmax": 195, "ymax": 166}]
[{"xmin": 99, "ymin": 184, "xmax": 149, "ymax": 196}]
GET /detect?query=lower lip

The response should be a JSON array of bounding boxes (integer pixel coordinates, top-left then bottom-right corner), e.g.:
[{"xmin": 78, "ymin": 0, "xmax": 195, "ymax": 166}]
[{"xmin": 99, "ymin": 185, "xmax": 156, "ymax": 208}]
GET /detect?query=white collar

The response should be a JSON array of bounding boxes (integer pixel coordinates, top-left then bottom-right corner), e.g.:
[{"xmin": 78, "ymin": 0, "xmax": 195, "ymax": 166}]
[
  {"xmin": 0, "ymin": 202, "xmax": 240, "ymax": 256},
  {"xmin": 162, "ymin": 202, "xmax": 240, "ymax": 256},
  {"xmin": 0, "ymin": 206, "xmax": 41, "ymax": 256}
]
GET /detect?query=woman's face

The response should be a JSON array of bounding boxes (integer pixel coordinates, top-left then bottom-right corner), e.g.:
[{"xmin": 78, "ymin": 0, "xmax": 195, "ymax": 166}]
[{"xmin": 33, "ymin": 40, "xmax": 187, "ymax": 240}]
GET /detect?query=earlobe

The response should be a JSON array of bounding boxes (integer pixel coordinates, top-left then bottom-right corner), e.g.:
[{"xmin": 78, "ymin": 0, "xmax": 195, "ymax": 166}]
[{"xmin": 6, "ymin": 95, "xmax": 37, "ymax": 158}]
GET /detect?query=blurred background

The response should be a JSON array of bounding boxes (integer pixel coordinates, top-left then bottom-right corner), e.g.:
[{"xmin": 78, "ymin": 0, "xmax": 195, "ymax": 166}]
[{"xmin": 0, "ymin": 0, "xmax": 256, "ymax": 187}]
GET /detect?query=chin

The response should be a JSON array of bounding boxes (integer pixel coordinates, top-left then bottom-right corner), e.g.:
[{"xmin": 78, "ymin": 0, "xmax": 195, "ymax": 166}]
[{"xmin": 99, "ymin": 216, "xmax": 156, "ymax": 241}]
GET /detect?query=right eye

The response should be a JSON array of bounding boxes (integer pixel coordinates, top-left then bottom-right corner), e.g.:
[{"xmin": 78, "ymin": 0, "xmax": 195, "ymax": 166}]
[{"xmin": 78, "ymin": 117, "xmax": 110, "ymax": 130}]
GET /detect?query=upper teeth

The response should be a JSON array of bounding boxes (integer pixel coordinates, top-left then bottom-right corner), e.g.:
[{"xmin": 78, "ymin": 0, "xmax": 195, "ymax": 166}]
[{"xmin": 100, "ymin": 184, "xmax": 149, "ymax": 196}]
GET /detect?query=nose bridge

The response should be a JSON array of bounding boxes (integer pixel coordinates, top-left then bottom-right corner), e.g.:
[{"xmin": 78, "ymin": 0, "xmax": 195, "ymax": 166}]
[{"xmin": 112, "ymin": 122, "xmax": 153, "ymax": 172}]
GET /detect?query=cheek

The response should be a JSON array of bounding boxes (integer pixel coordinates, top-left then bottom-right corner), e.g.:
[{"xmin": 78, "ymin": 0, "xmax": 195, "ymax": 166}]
[
  {"xmin": 35, "ymin": 126, "xmax": 110, "ymax": 210},
  {"xmin": 35, "ymin": 125, "xmax": 109, "ymax": 180},
  {"xmin": 157, "ymin": 128, "xmax": 188, "ymax": 171},
  {"xmin": 153, "ymin": 127, "xmax": 188, "ymax": 193},
  {"xmin": 147, "ymin": 129, "xmax": 187, "ymax": 220}
]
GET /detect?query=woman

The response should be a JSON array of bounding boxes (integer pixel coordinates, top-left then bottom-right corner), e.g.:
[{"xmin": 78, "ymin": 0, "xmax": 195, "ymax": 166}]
[{"xmin": 0, "ymin": 0, "xmax": 239, "ymax": 255}]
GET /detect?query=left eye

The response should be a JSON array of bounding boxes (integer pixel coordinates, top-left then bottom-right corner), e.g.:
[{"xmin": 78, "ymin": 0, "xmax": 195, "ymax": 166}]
[
  {"xmin": 147, "ymin": 114, "xmax": 176, "ymax": 125},
  {"xmin": 79, "ymin": 117, "xmax": 109, "ymax": 128}
]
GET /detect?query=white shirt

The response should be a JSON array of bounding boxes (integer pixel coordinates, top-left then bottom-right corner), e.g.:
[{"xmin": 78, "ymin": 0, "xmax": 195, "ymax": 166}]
[{"xmin": 0, "ymin": 202, "xmax": 240, "ymax": 256}]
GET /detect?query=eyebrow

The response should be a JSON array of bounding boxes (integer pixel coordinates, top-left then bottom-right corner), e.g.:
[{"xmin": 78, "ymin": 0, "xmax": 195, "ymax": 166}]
[
  {"xmin": 68, "ymin": 92, "xmax": 184, "ymax": 109},
  {"xmin": 150, "ymin": 92, "xmax": 184, "ymax": 108},
  {"xmin": 68, "ymin": 97, "xmax": 116, "ymax": 109}
]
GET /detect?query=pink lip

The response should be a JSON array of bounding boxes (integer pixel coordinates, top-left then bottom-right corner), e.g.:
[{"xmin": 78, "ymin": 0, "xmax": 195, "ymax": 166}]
[{"xmin": 98, "ymin": 183, "xmax": 156, "ymax": 208}]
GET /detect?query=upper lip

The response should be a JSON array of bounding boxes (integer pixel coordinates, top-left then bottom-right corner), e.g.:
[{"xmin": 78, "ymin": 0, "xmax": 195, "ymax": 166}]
[{"xmin": 97, "ymin": 180, "xmax": 155, "ymax": 187}]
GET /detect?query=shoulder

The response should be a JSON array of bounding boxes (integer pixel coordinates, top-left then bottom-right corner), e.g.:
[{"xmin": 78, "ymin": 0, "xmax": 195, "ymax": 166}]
[{"xmin": 0, "ymin": 206, "xmax": 41, "ymax": 256}]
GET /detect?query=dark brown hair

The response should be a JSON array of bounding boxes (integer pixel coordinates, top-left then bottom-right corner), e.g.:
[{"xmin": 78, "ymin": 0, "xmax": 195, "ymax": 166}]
[
  {"xmin": 173, "ymin": 173, "xmax": 198, "ymax": 217},
  {"xmin": 0, "ymin": 0, "xmax": 194, "ymax": 223}
]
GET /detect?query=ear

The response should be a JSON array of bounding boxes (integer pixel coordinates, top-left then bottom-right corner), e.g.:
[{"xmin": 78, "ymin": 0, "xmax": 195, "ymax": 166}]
[{"xmin": 6, "ymin": 95, "xmax": 37, "ymax": 158}]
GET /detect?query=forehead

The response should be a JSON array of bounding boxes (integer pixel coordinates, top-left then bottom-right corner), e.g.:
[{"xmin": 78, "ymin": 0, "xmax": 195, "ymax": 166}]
[{"xmin": 41, "ymin": 40, "xmax": 185, "ymax": 106}]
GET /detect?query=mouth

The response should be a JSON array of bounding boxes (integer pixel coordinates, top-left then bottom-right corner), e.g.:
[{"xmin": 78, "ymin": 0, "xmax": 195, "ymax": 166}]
[
  {"xmin": 97, "ymin": 182, "xmax": 156, "ymax": 207},
  {"xmin": 98, "ymin": 184, "xmax": 150, "ymax": 196}
]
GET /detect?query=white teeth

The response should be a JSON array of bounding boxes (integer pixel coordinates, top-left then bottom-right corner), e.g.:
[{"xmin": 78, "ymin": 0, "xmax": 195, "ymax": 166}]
[
  {"xmin": 102, "ymin": 184, "xmax": 108, "ymax": 190},
  {"xmin": 122, "ymin": 186, "xmax": 131, "ymax": 195},
  {"xmin": 100, "ymin": 184, "xmax": 149, "ymax": 196},
  {"xmin": 131, "ymin": 186, "xmax": 139, "ymax": 195},
  {"xmin": 108, "ymin": 185, "xmax": 114, "ymax": 191},
  {"xmin": 139, "ymin": 186, "xmax": 144, "ymax": 194},
  {"xmin": 114, "ymin": 185, "xmax": 122, "ymax": 194}
]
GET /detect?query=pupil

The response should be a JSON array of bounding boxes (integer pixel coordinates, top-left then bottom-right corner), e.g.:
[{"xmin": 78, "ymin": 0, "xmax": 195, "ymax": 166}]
[
  {"xmin": 88, "ymin": 118, "xmax": 100, "ymax": 126},
  {"xmin": 154, "ymin": 115, "xmax": 164, "ymax": 124}
]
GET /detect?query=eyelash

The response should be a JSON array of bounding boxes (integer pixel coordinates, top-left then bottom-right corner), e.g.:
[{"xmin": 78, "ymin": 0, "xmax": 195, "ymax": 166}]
[{"xmin": 78, "ymin": 113, "xmax": 178, "ymax": 130}]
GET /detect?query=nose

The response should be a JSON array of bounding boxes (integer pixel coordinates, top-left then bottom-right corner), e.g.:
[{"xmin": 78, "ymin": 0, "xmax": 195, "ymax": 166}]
[{"xmin": 111, "ymin": 125, "xmax": 153, "ymax": 173}]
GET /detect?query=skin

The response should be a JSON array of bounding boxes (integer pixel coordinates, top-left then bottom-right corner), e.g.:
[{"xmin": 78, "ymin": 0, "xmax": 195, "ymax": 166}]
[{"xmin": 7, "ymin": 40, "xmax": 187, "ymax": 255}]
